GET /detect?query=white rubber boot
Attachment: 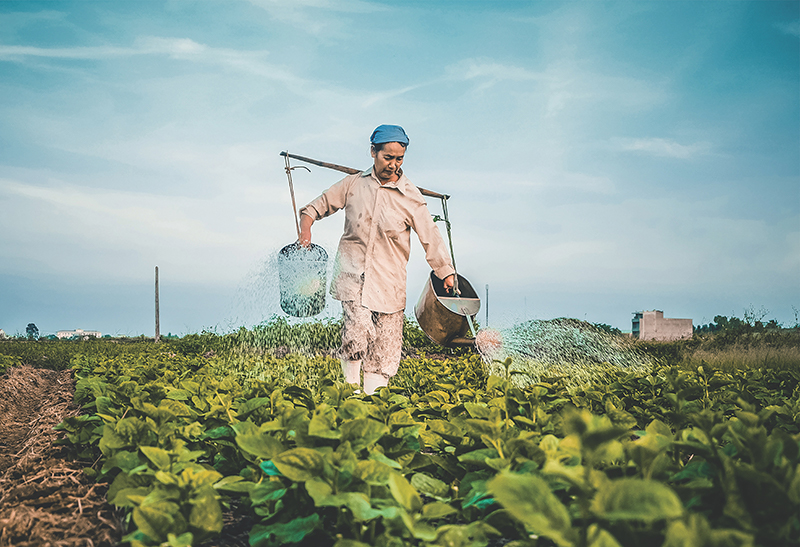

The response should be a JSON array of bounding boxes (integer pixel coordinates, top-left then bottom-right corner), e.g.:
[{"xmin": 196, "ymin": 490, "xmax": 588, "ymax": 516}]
[
  {"xmin": 342, "ymin": 360, "xmax": 361, "ymax": 385},
  {"xmin": 363, "ymin": 372, "xmax": 388, "ymax": 395}
]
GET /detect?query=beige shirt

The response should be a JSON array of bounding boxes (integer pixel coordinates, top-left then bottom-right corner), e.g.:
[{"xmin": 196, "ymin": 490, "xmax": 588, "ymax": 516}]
[{"xmin": 299, "ymin": 167, "xmax": 455, "ymax": 313}]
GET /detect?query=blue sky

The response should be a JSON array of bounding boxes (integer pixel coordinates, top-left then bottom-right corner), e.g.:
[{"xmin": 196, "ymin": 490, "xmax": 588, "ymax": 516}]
[{"xmin": 0, "ymin": 0, "xmax": 798, "ymax": 336}]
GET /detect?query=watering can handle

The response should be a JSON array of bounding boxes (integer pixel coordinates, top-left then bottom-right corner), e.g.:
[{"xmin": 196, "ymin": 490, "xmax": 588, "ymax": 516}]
[{"xmin": 279, "ymin": 151, "xmax": 448, "ymax": 199}]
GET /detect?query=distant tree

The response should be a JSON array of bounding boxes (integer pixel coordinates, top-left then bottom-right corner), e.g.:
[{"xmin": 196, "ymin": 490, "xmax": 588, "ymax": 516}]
[
  {"xmin": 764, "ymin": 319, "xmax": 781, "ymax": 330},
  {"xmin": 694, "ymin": 312, "xmax": 785, "ymax": 335},
  {"xmin": 26, "ymin": 323, "xmax": 39, "ymax": 340},
  {"xmin": 592, "ymin": 322, "xmax": 622, "ymax": 335}
]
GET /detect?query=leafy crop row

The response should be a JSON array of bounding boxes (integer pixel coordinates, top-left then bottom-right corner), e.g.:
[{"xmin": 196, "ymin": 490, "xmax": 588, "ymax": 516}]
[{"xmin": 46, "ymin": 338, "xmax": 800, "ymax": 547}]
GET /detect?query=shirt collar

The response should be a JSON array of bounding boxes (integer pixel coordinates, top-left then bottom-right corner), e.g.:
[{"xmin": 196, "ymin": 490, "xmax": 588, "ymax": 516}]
[{"xmin": 364, "ymin": 167, "xmax": 408, "ymax": 195}]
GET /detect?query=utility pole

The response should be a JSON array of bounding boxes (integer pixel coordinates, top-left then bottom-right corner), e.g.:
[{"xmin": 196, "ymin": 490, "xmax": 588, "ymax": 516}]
[
  {"xmin": 485, "ymin": 284, "xmax": 489, "ymax": 327},
  {"xmin": 155, "ymin": 266, "xmax": 160, "ymax": 342}
]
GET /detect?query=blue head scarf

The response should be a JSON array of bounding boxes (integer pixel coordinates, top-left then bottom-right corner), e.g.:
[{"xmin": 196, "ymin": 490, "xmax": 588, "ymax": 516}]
[{"xmin": 370, "ymin": 124, "xmax": 409, "ymax": 146}]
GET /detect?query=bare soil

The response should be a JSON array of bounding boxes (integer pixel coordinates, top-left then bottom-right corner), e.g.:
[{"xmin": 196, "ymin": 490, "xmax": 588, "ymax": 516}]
[
  {"xmin": 0, "ymin": 366, "xmax": 121, "ymax": 547},
  {"xmin": 0, "ymin": 366, "xmax": 254, "ymax": 547}
]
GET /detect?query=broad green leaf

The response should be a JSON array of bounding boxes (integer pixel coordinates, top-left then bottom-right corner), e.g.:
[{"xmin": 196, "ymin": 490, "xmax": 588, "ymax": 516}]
[
  {"xmin": 259, "ymin": 460, "xmax": 282, "ymax": 476},
  {"xmin": 213, "ymin": 476, "xmax": 255, "ymax": 494},
  {"xmin": 133, "ymin": 501, "xmax": 181, "ymax": 543},
  {"xmin": 249, "ymin": 481, "xmax": 288, "ymax": 504},
  {"xmin": 250, "ymin": 513, "xmax": 320, "ymax": 547},
  {"xmin": 400, "ymin": 510, "xmax": 438, "ymax": 541},
  {"xmin": 308, "ymin": 405, "xmax": 341, "ymax": 439},
  {"xmin": 184, "ymin": 468, "xmax": 223, "ymax": 488},
  {"xmin": 411, "ymin": 473, "xmax": 450, "ymax": 499},
  {"xmin": 389, "ymin": 472, "xmax": 422, "ymax": 513},
  {"xmin": 306, "ymin": 478, "xmax": 397, "ymax": 521},
  {"xmin": 231, "ymin": 420, "xmax": 258, "ymax": 436},
  {"xmin": 646, "ymin": 419, "xmax": 673, "ymax": 438},
  {"xmin": 201, "ymin": 426, "xmax": 233, "ymax": 440},
  {"xmin": 235, "ymin": 430, "xmax": 284, "ymax": 459},
  {"xmin": 155, "ymin": 471, "xmax": 179, "ymax": 486},
  {"xmin": 458, "ymin": 448, "xmax": 499, "ymax": 467},
  {"xmin": 432, "ymin": 521, "xmax": 501, "ymax": 547},
  {"xmin": 488, "ymin": 470, "xmax": 574, "ymax": 547},
  {"xmin": 591, "ymin": 478, "xmax": 684, "ymax": 522},
  {"xmin": 337, "ymin": 399, "xmax": 368, "ymax": 420},
  {"xmin": 158, "ymin": 399, "xmax": 192, "ymax": 418},
  {"xmin": 388, "ymin": 409, "xmax": 416, "ymax": 428},
  {"xmin": 273, "ymin": 448, "xmax": 325, "ymax": 481},
  {"xmin": 111, "ymin": 487, "xmax": 152, "ymax": 507},
  {"xmin": 166, "ymin": 389, "xmax": 191, "ymax": 401},
  {"xmin": 340, "ymin": 418, "xmax": 389, "ymax": 451},
  {"xmin": 486, "ymin": 375, "xmax": 506, "ymax": 390},
  {"xmin": 189, "ymin": 495, "xmax": 223, "ymax": 535},
  {"xmin": 788, "ymin": 463, "xmax": 800, "ymax": 504},
  {"xmin": 107, "ymin": 471, "xmax": 149, "ymax": 505},
  {"xmin": 426, "ymin": 419, "xmax": 464, "ymax": 443},
  {"xmin": 485, "ymin": 456, "xmax": 512, "ymax": 471},
  {"xmin": 176, "ymin": 447, "xmax": 205, "ymax": 463},
  {"xmin": 368, "ymin": 450, "xmax": 402, "ymax": 469},
  {"xmin": 464, "ymin": 402, "xmax": 491, "ymax": 419},
  {"xmin": 582, "ymin": 427, "xmax": 628, "ymax": 452},
  {"xmin": 102, "ymin": 449, "xmax": 143, "ymax": 474},
  {"xmin": 421, "ymin": 501, "xmax": 458, "ymax": 520},
  {"xmin": 141, "ymin": 446, "xmax": 171, "ymax": 470},
  {"xmin": 96, "ymin": 396, "xmax": 116, "ymax": 416},
  {"xmin": 663, "ymin": 513, "xmax": 754, "ymax": 547},
  {"xmin": 99, "ymin": 425, "xmax": 129, "ymax": 454},
  {"xmin": 333, "ymin": 540, "xmax": 371, "ymax": 547},
  {"xmin": 355, "ymin": 460, "xmax": 393, "ymax": 485},
  {"xmin": 166, "ymin": 532, "xmax": 194, "ymax": 547},
  {"xmin": 587, "ymin": 524, "xmax": 623, "ymax": 547},
  {"xmin": 142, "ymin": 486, "xmax": 181, "ymax": 506},
  {"xmin": 236, "ymin": 396, "xmax": 271, "ymax": 418}
]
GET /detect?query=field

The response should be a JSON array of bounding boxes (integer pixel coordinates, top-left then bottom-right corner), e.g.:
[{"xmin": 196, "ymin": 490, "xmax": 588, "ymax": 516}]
[{"xmin": 0, "ymin": 318, "xmax": 798, "ymax": 547}]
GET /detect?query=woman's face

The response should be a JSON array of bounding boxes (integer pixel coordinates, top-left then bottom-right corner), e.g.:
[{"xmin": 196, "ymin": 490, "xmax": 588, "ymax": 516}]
[{"xmin": 371, "ymin": 142, "xmax": 406, "ymax": 184}]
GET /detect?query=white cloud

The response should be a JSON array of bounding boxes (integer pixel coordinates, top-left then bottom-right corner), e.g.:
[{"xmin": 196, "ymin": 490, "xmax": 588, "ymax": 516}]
[
  {"xmin": 0, "ymin": 44, "xmax": 134, "ymax": 60},
  {"xmin": 0, "ymin": 38, "xmax": 306, "ymax": 84},
  {"xmin": 775, "ymin": 19, "xmax": 800, "ymax": 37},
  {"xmin": 441, "ymin": 56, "xmax": 668, "ymax": 119},
  {"xmin": 247, "ymin": 0, "xmax": 382, "ymax": 13},
  {"xmin": 0, "ymin": 176, "xmax": 296, "ymax": 284},
  {"xmin": 0, "ymin": 178, "xmax": 234, "ymax": 246},
  {"xmin": 617, "ymin": 137, "xmax": 712, "ymax": 159},
  {"xmin": 245, "ymin": 0, "xmax": 387, "ymax": 36},
  {"xmin": 447, "ymin": 58, "xmax": 547, "ymax": 84}
]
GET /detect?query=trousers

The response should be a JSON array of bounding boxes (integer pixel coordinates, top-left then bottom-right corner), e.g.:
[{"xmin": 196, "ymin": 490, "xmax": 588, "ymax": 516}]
[{"xmin": 340, "ymin": 289, "xmax": 404, "ymax": 377}]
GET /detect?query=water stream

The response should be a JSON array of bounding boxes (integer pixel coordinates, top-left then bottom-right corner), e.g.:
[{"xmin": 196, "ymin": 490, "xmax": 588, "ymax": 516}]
[{"xmin": 476, "ymin": 318, "xmax": 653, "ymax": 388}]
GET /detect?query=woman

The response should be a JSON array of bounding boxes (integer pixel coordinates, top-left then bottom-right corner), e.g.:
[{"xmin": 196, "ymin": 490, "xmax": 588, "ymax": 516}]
[{"xmin": 298, "ymin": 124, "xmax": 455, "ymax": 394}]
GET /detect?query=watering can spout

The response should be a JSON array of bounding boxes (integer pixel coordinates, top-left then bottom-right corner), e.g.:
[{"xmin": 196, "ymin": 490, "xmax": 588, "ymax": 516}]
[{"xmin": 448, "ymin": 336, "xmax": 477, "ymax": 347}]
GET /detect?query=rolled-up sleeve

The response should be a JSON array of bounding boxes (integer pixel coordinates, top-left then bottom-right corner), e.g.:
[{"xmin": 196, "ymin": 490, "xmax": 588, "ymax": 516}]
[{"xmin": 410, "ymin": 201, "xmax": 456, "ymax": 281}]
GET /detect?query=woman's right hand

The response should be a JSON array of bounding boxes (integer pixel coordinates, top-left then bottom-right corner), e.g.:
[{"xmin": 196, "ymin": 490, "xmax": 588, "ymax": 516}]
[{"xmin": 298, "ymin": 214, "xmax": 314, "ymax": 247}]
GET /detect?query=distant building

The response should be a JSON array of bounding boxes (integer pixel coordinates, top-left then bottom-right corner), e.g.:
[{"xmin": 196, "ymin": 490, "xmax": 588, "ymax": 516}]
[
  {"xmin": 0, "ymin": 328, "xmax": 6, "ymax": 339},
  {"xmin": 632, "ymin": 310, "xmax": 692, "ymax": 341},
  {"xmin": 56, "ymin": 328, "xmax": 102, "ymax": 339}
]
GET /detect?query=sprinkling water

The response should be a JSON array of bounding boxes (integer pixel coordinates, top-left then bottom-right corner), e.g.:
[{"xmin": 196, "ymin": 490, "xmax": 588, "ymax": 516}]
[{"xmin": 476, "ymin": 318, "xmax": 653, "ymax": 388}]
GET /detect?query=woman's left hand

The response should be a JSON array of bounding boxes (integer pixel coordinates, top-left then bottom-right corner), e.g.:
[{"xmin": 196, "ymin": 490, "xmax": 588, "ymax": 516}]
[{"xmin": 443, "ymin": 274, "xmax": 457, "ymax": 294}]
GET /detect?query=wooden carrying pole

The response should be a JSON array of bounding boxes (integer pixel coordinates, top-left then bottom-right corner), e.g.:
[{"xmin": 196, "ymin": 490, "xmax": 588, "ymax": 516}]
[{"xmin": 279, "ymin": 151, "xmax": 449, "ymax": 200}]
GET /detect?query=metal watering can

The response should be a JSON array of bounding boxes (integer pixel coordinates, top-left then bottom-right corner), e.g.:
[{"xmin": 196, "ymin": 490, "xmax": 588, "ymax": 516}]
[
  {"xmin": 277, "ymin": 153, "xmax": 328, "ymax": 317},
  {"xmin": 415, "ymin": 272, "xmax": 480, "ymax": 347},
  {"xmin": 412, "ymin": 191, "xmax": 481, "ymax": 348},
  {"xmin": 278, "ymin": 242, "xmax": 328, "ymax": 317}
]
